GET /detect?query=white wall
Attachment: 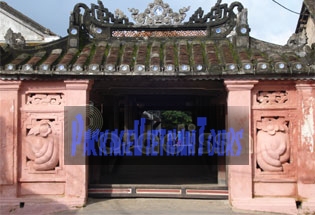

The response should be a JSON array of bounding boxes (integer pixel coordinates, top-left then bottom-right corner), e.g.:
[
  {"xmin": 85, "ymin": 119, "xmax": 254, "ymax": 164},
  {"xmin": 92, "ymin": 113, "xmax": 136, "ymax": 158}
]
[
  {"xmin": 0, "ymin": 8, "xmax": 60, "ymax": 44},
  {"xmin": 306, "ymin": 16, "xmax": 315, "ymax": 47}
]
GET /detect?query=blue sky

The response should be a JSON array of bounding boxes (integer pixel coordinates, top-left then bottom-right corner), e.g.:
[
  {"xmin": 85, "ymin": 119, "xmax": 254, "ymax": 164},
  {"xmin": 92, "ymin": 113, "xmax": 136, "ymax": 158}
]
[{"xmin": 3, "ymin": 0, "xmax": 302, "ymax": 45}]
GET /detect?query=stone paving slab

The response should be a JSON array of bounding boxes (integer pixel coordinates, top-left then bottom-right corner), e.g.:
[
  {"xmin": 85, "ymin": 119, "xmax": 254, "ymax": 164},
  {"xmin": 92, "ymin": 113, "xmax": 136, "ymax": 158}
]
[{"xmin": 50, "ymin": 198, "xmax": 288, "ymax": 215}]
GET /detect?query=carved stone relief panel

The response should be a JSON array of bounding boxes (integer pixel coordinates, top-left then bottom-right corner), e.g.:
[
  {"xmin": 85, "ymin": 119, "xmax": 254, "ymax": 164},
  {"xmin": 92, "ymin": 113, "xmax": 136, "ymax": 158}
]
[
  {"xmin": 254, "ymin": 112, "xmax": 297, "ymax": 181},
  {"xmin": 20, "ymin": 112, "xmax": 65, "ymax": 181},
  {"xmin": 256, "ymin": 91, "xmax": 288, "ymax": 105},
  {"xmin": 256, "ymin": 117, "xmax": 290, "ymax": 172},
  {"xmin": 20, "ymin": 91, "xmax": 65, "ymax": 177},
  {"xmin": 25, "ymin": 119, "xmax": 59, "ymax": 171},
  {"xmin": 252, "ymin": 82, "xmax": 297, "ymax": 109},
  {"xmin": 252, "ymin": 82, "xmax": 298, "ymax": 182},
  {"xmin": 26, "ymin": 93, "xmax": 64, "ymax": 106}
]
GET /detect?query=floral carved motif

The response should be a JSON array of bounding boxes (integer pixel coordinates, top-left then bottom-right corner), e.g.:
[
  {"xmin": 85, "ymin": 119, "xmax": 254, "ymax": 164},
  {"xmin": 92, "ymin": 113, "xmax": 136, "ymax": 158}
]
[
  {"xmin": 25, "ymin": 120, "xmax": 59, "ymax": 171},
  {"xmin": 26, "ymin": 93, "xmax": 63, "ymax": 105},
  {"xmin": 129, "ymin": 0, "xmax": 190, "ymax": 25},
  {"xmin": 256, "ymin": 91, "xmax": 288, "ymax": 105},
  {"xmin": 256, "ymin": 117, "xmax": 290, "ymax": 172}
]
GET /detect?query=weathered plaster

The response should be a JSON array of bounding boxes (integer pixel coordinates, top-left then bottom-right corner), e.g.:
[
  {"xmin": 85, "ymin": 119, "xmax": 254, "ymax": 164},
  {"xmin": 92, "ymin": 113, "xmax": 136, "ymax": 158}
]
[{"xmin": 301, "ymin": 96, "xmax": 315, "ymax": 153}]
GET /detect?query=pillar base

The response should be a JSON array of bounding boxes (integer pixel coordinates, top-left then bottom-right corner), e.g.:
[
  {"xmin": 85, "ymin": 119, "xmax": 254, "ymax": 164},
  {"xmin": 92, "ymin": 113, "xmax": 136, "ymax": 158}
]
[
  {"xmin": 232, "ymin": 198, "xmax": 298, "ymax": 215},
  {"xmin": 0, "ymin": 196, "xmax": 86, "ymax": 215}
]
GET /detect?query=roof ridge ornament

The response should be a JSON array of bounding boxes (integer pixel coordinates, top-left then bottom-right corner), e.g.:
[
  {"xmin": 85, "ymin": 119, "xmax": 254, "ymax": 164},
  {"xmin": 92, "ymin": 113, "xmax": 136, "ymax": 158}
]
[
  {"xmin": 186, "ymin": 0, "xmax": 245, "ymax": 37},
  {"xmin": 4, "ymin": 28, "xmax": 26, "ymax": 49},
  {"xmin": 128, "ymin": 0, "xmax": 190, "ymax": 26},
  {"xmin": 67, "ymin": 0, "xmax": 248, "ymax": 47},
  {"xmin": 187, "ymin": 0, "xmax": 243, "ymax": 25},
  {"xmin": 69, "ymin": 0, "xmax": 132, "ymax": 29}
]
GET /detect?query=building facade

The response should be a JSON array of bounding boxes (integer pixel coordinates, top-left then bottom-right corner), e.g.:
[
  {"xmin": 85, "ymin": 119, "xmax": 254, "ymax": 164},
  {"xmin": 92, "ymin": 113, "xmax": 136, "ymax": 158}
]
[
  {"xmin": 296, "ymin": 0, "xmax": 315, "ymax": 47},
  {"xmin": 0, "ymin": 0, "xmax": 314, "ymax": 214},
  {"xmin": 0, "ymin": 1, "xmax": 60, "ymax": 46}
]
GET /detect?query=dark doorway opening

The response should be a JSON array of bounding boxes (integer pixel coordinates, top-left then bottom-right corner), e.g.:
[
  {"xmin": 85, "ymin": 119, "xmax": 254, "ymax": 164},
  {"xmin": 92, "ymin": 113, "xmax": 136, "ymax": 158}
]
[{"xmin": 88, "ymin": 80, "xmax": 227, "ymax": 197}]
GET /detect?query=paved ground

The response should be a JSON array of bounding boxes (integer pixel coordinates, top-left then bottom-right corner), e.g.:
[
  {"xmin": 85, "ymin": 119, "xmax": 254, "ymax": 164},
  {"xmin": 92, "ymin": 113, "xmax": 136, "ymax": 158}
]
[{"xmin": 50, "ymin": 198, "xmax": 286, "ymax": 215}]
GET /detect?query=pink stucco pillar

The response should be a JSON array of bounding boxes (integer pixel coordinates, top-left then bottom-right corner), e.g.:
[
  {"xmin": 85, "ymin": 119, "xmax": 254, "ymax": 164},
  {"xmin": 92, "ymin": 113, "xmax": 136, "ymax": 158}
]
[
  {"xmin": 0, "ymin": 81, "xmax": 21, "ymax": 198},
  {"xmin": 224, "ymin": 80, "xmax": 258, "ymax": 202},
  {"xmin": 64, "ymin": 80, "xmax": 93, "ymax": 205},
  {"xmin": 296, "ymin": 82, "xmax": 315, "ymax": 211}
]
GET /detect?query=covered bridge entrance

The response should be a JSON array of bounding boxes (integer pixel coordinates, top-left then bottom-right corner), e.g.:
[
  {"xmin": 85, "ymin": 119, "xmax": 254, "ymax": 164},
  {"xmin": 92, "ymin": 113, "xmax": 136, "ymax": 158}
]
[{"xmin": 1, "ymin": 0, "xmax": 315, "ymax": 214}]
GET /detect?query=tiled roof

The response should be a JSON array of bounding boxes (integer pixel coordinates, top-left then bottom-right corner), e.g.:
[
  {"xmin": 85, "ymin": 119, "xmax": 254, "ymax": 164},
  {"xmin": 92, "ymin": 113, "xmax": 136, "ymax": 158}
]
[
  {"xmin": 0, "ymin": 37, "xmax": 313, "ymax": 79},
  {"xmin": 0, "ymin": 0, "xmax": 314, "ymax": 80}
]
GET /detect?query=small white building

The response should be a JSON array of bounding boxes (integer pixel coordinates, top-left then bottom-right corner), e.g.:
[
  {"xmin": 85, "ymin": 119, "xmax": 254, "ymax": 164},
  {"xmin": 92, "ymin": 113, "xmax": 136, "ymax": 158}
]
[
  {"xmin": 296, "ymin": 0, "xmax": 315, "ymax": 46},
  {"xmin": 0, "ymin": 1, "xmax": 60, "ymax": 45}
]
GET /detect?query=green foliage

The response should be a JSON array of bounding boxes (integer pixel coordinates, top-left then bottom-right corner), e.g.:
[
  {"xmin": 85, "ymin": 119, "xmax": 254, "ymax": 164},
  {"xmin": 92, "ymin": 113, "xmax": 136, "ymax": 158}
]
[{"xmin": 161, "ymin": 110, "xmax": 192, "ymax": 130}]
